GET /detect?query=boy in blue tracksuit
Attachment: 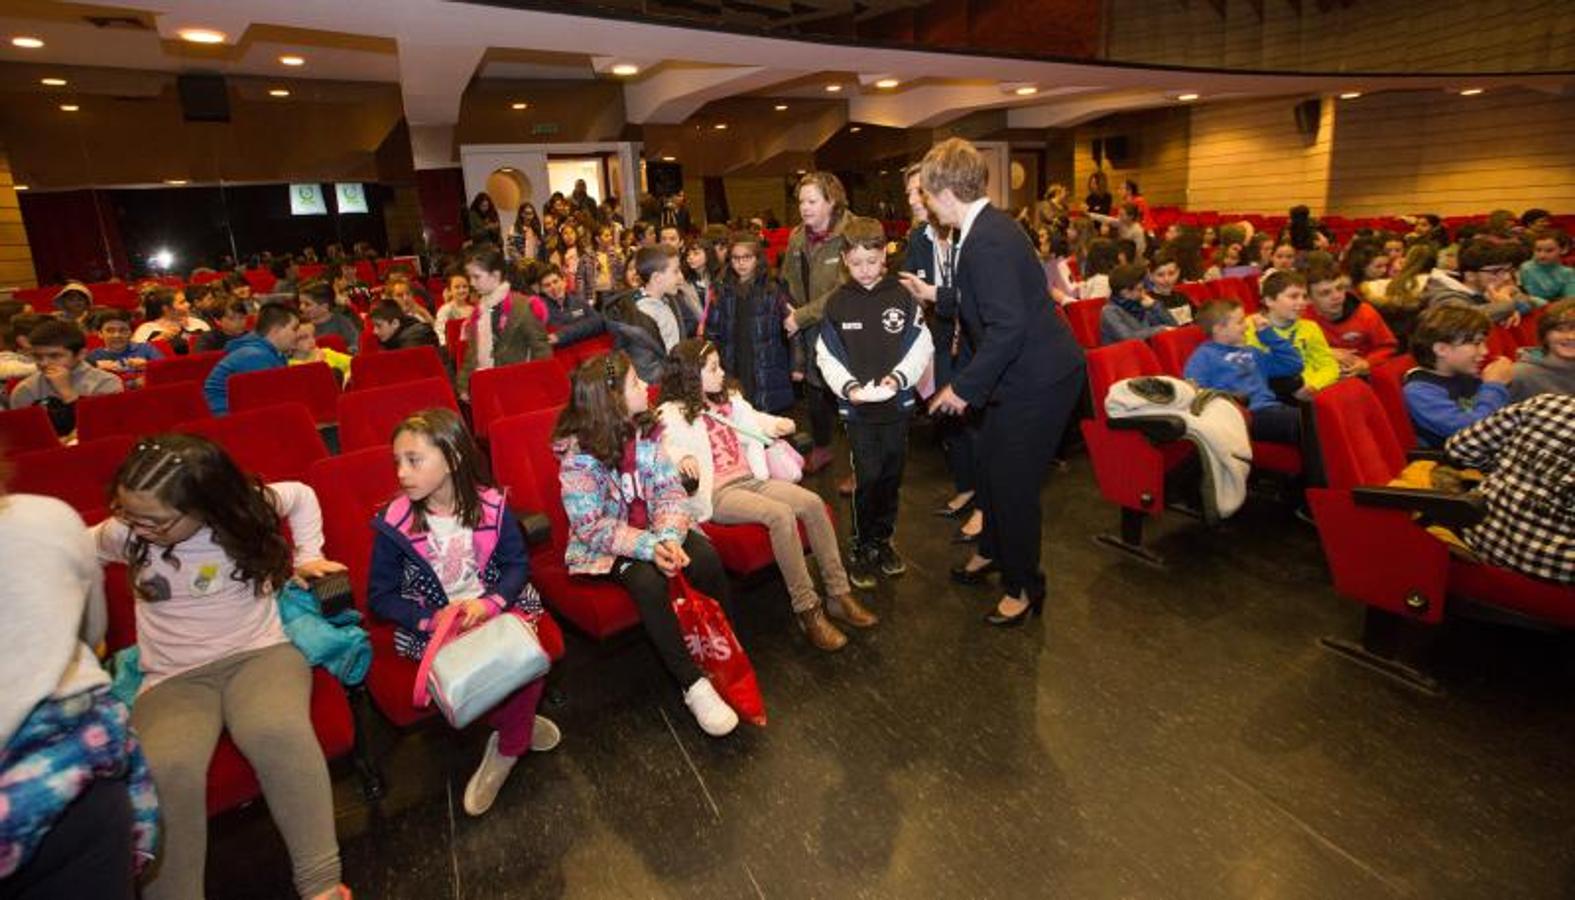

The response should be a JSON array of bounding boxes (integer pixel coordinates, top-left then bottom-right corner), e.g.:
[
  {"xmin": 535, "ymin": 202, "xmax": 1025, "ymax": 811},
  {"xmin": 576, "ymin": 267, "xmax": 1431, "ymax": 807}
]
[
  {"xmin": 203, "ymin": 302, "xmax": 299, "ymax": 414},
  {"xmin": 816, "ymin": 217, "xmax": 934, "ymax": 587},
  {"xmin": 1184, "ymin": 299, "xmax": 1304, "ymax": 444},
  {"xmin": 1402, "ymin": 305, "xmax": 1514, "ymax": 448}
]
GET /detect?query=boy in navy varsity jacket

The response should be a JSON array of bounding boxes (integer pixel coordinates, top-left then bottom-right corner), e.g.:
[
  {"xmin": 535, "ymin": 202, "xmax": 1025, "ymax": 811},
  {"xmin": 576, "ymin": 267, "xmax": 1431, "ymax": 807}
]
[
  {"xmin": 1402, "ymin": 305, "xmax": 1514, "ymax": 448},
  {"xmin": 816, "ymin": 217, "xmax": 935, "ymax": 587}
]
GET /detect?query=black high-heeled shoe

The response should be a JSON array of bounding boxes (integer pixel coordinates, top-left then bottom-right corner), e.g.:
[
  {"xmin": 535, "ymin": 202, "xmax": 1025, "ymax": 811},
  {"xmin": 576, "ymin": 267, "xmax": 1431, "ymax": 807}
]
[
  {"xmin": 949, "ymin": 558, "xmax": 998, "ymax": 585},
  {"xmin": 984, "ymin": 594, "xmax": 1045, "ymax": 627},
  {"xmin": 934, "ymin": 496, "xmax": 974, "ymax": 519}
]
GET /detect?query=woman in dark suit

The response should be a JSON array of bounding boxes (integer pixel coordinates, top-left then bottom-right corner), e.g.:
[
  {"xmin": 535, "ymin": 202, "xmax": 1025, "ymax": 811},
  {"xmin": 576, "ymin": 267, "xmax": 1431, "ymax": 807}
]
[{"xmin": 900, "ymin": 138, "xmax": 1087, "ymax": 627}]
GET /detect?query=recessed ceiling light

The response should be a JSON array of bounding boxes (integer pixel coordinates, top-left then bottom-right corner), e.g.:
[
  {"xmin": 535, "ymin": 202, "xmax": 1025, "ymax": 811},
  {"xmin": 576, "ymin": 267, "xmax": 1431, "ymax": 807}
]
[
  {"xmin": 825, "ymin": 84, "xmax": 842, "ymax": 93},
  {"xmin": 1014, "ymin": 86, "xmax": 1038, "ymax": 96},
  {"xmin": 714, "ymin": 123, "xmax": 728, "ymax": 130},
  {"xmin": 499, "ymin": 167, "xmax": 515, "ymax": 172},
  {"xmin": 1338, "ymin": 92, "xmax": 1362, "ymax": 99},
  {"xmin": 875, "ymin": 78, "xmax": 900, "ymax": 89},
  {"xmin": 850, "ymin": 126, "xmax": 862, "ymax": 133},
  {"xmin": 774, "ymin": 104, "xmax": 788, "ymax": 111},
  {"xmin": 661, "ymin": 156, "xmax": 676, "ymax": 162},
  {"xmin": 14, "ymin": 185, "xmax": 27, "ymax": 191},
  {"xmin": 1176, "ymin": 92, "xmax": 1200, "ymax": 101},
  {"xmin": 177, "ymin": 28, "xmax": 225, "ymax": 44},
  {"xmin": 611, "ymin": 63, "xmax": 639, "ymax": 76},
  {"xmin": 40, "ymin": 77, "xmax": 67, "ymax": 87},
  {"xmin": 11, "ymin": 36, "xmax": 45, "ymax": 49},
  {"xmin": 59, "ymin": 104, "xmax": 79, "ymax": 112},
  {"xmin": 164, "ymin": 179, "xmax": 188, "ymax": 186},
  {"xmin": 1458, "ymin": 87, "xmax": 1483, "ymax": 96},
  {"xmin": 279, "ymin": 54, "xmax": 305, "ymax": 66},
  {"xmin": 510, "ymin": 102, "xmax": 528, "ymax": 110},
  {"xmin": 268, "ymin": 88, "xmax": 290, "ymax": 97}
]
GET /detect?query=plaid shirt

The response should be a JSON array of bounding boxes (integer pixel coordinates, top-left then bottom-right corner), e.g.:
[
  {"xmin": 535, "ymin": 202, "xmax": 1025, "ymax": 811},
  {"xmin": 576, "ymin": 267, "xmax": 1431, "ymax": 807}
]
[{"xmin": 1445, "ymin": 394, "xmax": 1575, "ymax": 584}]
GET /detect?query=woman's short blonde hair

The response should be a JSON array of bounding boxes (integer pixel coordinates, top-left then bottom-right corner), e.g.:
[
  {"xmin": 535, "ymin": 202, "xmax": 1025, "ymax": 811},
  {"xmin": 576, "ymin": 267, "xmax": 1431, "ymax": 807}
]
[
  {"xmin": 795, "ymin": 171, "xmax": 847, "ymax": 210},
  {"xmin": 920, "ymin": 138, "xmax": 988, "ymax": 203}
]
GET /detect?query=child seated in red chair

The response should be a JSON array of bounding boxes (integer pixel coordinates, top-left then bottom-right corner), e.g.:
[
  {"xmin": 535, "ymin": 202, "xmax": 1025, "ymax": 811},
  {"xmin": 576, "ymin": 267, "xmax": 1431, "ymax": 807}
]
[
  {"xmin": 1509, "ymin": 299, "xmax": 1574, "ymax": 402},
  {"xmin": 1303, "ymin": 255, "xmax": 1398, "ymax": 379},
  {"xmin": 92, "ymin": 434, "xmax": 350, "ymax": 900},
  {"xmin": 86, "ymin": 309, "xmax": 164, "ymax": 390},
  {"xmin": 1184, "ymin": 299, "xmax": 1304, "ymax": 444},
  {"xmin": 367, "ymin": 409, "xmax": 560, "ymax": 816},
  {"xmin": 1246, "ymin": 270, "xmax": 1340, "ymax": 401},
  {"xmin": 289, "ymin": 321, "xmax": 352, "ymax": 386},
  {"xmin": 9, "ymin": 319, "xmax": 123, "ymax": 435},
  {"xmin": 1403, "ymin": 305, "xmax": 1514, "ymax": 448}
]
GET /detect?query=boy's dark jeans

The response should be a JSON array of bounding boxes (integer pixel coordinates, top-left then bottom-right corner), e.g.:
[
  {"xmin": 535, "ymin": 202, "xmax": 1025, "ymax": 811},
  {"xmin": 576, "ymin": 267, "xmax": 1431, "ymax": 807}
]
[{"xmin": 846, "ymin": 416, "xmax": 910, "ymax": 548}]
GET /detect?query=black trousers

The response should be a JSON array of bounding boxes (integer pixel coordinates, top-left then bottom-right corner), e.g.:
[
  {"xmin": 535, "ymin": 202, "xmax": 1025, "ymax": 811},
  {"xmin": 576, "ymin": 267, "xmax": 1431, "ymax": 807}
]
[
  {"xmin": 939, "ymin": 409, "xmax": 980, "ymax": 495},
  {"xmin": 806, "ymin": 383, "xmax": 838, "ymax": 448},
  {"xmin": 1248, "ymin": 402, "xmax": 1301, "ymax": 445},
  {"xmin": 976, "ymin": 366, "xmax": 1086, "ymax": 598},
  {"xmin": 0, "ymin": 776, "xmax": 134, "ymax": 900},
  {"xmin": 613, "ymin": 531, "xmax": 731, "ymax": 688},
  {"xmin": 846, "ymin": 416, "xmax": 910, "ymax": 548}
]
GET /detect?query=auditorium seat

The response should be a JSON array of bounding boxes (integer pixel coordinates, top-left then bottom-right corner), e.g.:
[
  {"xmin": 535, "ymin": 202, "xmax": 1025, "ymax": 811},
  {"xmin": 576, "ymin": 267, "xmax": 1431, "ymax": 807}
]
[
  {"xmin": 228, "ymin": 361, "xmax": 341, "ymax": 425},
  {"xmin": 1368, "ymin": 353, "xmax": 1419, "ymax": 450},
  {"xmin": 1175, "ymin": 282, "xmax": 1214, "ymax": 308},
  {"xmin": 1514, "ymin": 305, "xmax": 1548, "ymax": 348},
  {"xmin": 316, "ymin": 333, "xmax": 350, "ymax": 355},
  {"xmin": 145, "ymin": 350, "xmax": 225, "ymax": 387},
  {"xmin": 444, "ymin": 319, "xmax": 466, "ymax": 376},
  {"xmin": 1150, "ymin": 325, "xmax": 1205, "ymax": 378},
  {"xmin": 306, "ymin": 446, "xmax": 566, "ymax": 727},
  {"xmin": 7, "ymin": 435, "xmax": 135, "ymax": 522},
  {"xmin": 488, "ymin": 408, "xmax": 641, "ymax": 639},
  {"xmin": 1063, "ymin": 298, "xmax": 1105, "ymax": 349},
  {"xmin": 348, "ymin": 345, "xmax": 449, "ymax": 392},
  {"xmin": 470, "ymin": 359, "xmax": 570, "ymax": 440},
  {"xmin": 76, "ymin": 381, "xmax": 211, "ymax": 443},
  {"xmin": 337, "ymin": 377, "xmax": 459, "ymax": 453},
  {"xmin": 0, "ymin": 404, "xmax": 60, "ymax": 455},
  {"xmin": 1213, "ymin": 276, "xmax": 1260, "ymax": 314},
  {"xmin": 551, "ymin": 333, "xmax": 615, "ymax": 375},
  {"xmin": 1304, "ymin": 379, "xmax": 1573, "ymax": 692},
  {"xmin": 1485, "ymin": 324, "xmax": 1519, "ymax": 361},
  {"xmin": 178, "ymin": 403, "xmax": 328, "ymax": 482}
]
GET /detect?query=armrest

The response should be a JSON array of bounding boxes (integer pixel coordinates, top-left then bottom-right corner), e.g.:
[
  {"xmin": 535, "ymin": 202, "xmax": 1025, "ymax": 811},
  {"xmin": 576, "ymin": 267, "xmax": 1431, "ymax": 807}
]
[
  {"xmin": 1107, "ymin": 415, "xmax": 1187, "ymax": 444},
  {"xmin": 1352, "ymin": 486, "xmax": 1486, "ymax": 530},
  {"xmin": 308, "ymin": 571, "xmax": 355, "ymax": 618},
  {"xmin": 1405, "ymin": 448, "xmax": 1448, "ymax": 463},
  {"xmin": 508, "ymin": 503, "xmax": 554, "ymax": 547}
]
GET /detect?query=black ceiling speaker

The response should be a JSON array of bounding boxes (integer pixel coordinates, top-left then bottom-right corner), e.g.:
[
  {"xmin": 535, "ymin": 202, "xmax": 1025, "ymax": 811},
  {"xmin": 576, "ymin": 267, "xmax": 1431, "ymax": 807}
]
[
  {"xmin": 647, "ymin": 160, "xmax": 683, "ymax": 196},
  {"xmin": 177, "ymin": 74, "xmax": 230, "ymax": 123},
  {"xmin": 1102, "ymin": 135, "xmax": 1131, "ymax": 166},
  {"xmin": 1294, "ymin": 99, "xmax": 1321, "ymax": 143}
]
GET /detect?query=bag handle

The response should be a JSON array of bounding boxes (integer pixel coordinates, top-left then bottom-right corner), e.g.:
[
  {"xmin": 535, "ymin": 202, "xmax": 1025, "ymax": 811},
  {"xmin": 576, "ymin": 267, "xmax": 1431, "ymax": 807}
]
[
  {"xmin": 667, "ymin": 571, "xmax": 691, "ymax": 605},
  {"xmin": 411, "ymin": 604, "xmax": 465, "ymax": 708},
  {"xmin": 701, "ymin": 408, "xmax": 773, "ymax": 446}
]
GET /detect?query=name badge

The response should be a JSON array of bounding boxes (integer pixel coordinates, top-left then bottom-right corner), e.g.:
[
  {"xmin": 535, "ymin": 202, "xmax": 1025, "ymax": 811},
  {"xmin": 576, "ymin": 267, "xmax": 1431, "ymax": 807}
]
[{"xmin": 842, "ymin": 322, "xmax": 863, "ymax": 330}]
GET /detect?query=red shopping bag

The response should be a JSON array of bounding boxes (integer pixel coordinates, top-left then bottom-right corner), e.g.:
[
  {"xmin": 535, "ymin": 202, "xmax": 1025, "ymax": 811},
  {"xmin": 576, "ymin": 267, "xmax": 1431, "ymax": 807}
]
[{"xmin": 669, "ymin": 573, "xmax": 766, "ymax": 726}]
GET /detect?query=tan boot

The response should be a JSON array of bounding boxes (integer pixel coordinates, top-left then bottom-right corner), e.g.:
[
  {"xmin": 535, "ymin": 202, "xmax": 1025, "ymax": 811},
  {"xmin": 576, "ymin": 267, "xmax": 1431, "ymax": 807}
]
[
  {"xmin": 796, "ymin": 606, "xmax": 848, "ymax": 652},
  {"xmin": 825, "ymin": 592, "xmax": 879, "ymax": 628}
]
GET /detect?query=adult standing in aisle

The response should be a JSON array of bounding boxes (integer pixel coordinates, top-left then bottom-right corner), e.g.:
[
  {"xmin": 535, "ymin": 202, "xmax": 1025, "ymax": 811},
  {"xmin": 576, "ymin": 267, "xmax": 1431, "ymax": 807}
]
[
  {"xmin": 902, "ymin": 138, "xmax": 1087, "ymax": 627},
  {"xmin": 781, "ymin": 172, "xmax": 851, "ymax": 483}
]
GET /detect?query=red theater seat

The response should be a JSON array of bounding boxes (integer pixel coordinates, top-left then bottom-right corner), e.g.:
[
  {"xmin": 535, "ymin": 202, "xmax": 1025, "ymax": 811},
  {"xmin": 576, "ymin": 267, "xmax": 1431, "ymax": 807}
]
[
  {"xmin": 1305, "ymin": 378, "xmax": 1573, "ymax": 692},
  {"xmin": 228, "ymin": 362, "xmax": 341, "ymax": 425},
  {"xmin": 0, "ymin": 405, "xmax": 60, "ymax": 455},
  {"xmin": 179, "ymin": 403, "xmax": 327, "ymax": 482},
  {"xmin": 1063, "ymin": 298, "xmax": 1105, "ymax": 349},
  {"xmin": 1150, "ymin": 325, "xmax": 1205, "ymax": 378},
  {"xmin": 316, "ymin": 333, "xmax": 350, "ymax": 355},
  {"xmin": 469, "ymin": 359, "xmax": 570, "ymax": 440},
  {"xmin": 145, "ymin": 351, "xmax": 225, "ymax": 387},
  {"xmin": 1213, "ymin": 276, "xmax": 1260, "ymax": 314},
  {"xmin": 75, "ymin": 382, "xmax": 211, "ymax": 443},
  {"xmin": 1368, "ymin": 353, "xmax": 1419, "ymax": 451},
  {"xmin": 8, "ymin": 436, "xmax": 135, "ymax": 522},
  {"xmin": 551, "ymin": 333, "xmax": 615, "ymax": 375},
  {"xmin": 1175, "ymin": 282, "xmax": 1215, "ymax": 308},
  {"xmin": 348, "ymin": 345, "xmax": 449, "ymax": 392},
  {"xmin": 306, "ymin": 447, "xmax": 565, "ymax": 727},
  {"xmin": 337, "ymin": 377, "xmax": 458, "ymax": 453}
]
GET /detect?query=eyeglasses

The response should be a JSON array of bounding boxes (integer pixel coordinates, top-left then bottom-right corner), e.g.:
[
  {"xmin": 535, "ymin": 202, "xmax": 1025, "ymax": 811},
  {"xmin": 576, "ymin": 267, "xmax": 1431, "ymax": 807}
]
[
  {"xmin": 111, "ymin": 503, "xmax": 187, "ymax": 536},
  {"xmin": 730, "ymin": 255, "xmax": 756, "ymax": 262}
]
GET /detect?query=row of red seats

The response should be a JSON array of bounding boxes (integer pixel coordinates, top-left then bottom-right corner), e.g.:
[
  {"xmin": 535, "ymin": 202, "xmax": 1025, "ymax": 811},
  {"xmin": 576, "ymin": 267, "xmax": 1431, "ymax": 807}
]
[{"xmin": 1061, "ymin": 276, "xmax": 1264, "ymax": 351}]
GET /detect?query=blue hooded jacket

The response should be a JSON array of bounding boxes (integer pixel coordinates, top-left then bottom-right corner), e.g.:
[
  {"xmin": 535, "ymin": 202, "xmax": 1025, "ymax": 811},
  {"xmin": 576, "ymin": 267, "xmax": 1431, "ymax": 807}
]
[
  {"xmin": 203, "ymin": 333, "xmax": 288, "ymax": 415},
  {"xmin": 1183, "ymin": 325, "xmax": 1302, "ymax": 411}
]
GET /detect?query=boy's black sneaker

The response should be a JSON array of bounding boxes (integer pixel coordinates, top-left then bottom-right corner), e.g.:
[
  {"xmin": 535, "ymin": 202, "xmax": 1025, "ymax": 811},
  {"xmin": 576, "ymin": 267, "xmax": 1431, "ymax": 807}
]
[
  {"xmin": 876, "ymin": 541, "xmax": 906, "ymax": 577},
  {"xmin": 847, "ymin": 545, "xmax": 879, "ymax": 590}
]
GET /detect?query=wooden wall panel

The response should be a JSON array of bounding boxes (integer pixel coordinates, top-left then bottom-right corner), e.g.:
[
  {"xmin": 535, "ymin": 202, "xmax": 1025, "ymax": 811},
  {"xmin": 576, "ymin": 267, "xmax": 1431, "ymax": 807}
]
[
  {"xmin": 1183, "ymin": 96, "xmax": 1334, "ymax": 213},
  {"xmin": 0, "ymin": 143, "xmax": 35, "ymax": 289},
  {"xmin": 1072, "ymin": 106, "xmax": 1191, "ymax": 208}
]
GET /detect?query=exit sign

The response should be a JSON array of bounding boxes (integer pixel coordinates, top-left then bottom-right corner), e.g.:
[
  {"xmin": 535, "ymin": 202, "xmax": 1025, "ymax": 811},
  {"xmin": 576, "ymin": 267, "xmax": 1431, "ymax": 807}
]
[{"xmin": 531, "ymin": 123, "xmax": 559, "ymax": 136}]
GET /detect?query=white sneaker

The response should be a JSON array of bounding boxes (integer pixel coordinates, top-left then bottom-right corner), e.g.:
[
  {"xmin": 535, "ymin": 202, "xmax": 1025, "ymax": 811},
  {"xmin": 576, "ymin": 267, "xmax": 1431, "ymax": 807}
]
[
  {"xmin": 530, "ymin": 715, "xmax": 561, "ymax": 752},
  {"xmin": 683, "ymin": 678, "xmax": 739, "ymax": 737},
  {"xmin": 462, "ymin": 731, "xmax": 518, "ymax": 816}
]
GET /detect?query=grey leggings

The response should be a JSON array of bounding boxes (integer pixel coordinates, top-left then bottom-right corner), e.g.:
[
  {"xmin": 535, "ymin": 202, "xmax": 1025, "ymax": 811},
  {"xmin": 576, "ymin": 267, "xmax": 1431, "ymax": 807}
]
[{"xmin": 132, "ymin": 643, "xmax": 341, "ymax": 900}]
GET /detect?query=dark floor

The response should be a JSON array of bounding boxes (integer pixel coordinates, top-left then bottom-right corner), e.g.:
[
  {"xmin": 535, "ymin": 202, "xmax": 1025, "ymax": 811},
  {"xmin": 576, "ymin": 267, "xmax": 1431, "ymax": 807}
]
[{"xmin": 210, "ymin": 418, "xmax": 1575, "ymax": 900}]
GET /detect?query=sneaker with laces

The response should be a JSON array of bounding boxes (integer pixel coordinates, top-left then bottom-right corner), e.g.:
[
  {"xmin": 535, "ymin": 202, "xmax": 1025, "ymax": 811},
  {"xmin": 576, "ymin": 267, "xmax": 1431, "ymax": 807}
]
[
  {"xmin": 530, "ymin": 715, "xmax": 562, "ymax": 752},
  {"xmin": 683, "ymin": 678, "xmax": 739, "ymax": 737},
  {"xmin": 846, "ymin": 545, "xmax": 879, "ymax": 590},
  {"xmin": 463, "ymin": 731, "xmax": 518, "ymax": 816},
  {"xmin": 876, "ymin": 541, "xmax": 906, "ymax": 577}
]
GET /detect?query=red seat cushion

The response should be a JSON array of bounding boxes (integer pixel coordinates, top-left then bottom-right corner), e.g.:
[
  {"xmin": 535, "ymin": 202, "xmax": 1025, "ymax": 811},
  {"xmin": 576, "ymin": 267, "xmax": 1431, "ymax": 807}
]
[
  {"xmin": 1250, "ymin": 440, "xmax": 1303, "ymax": 476},
  {"xmin": 205, "ymin": 668, "xmax": 354, "ymax": 816},
  {"xmin": 528, "ymin": 551, "xmax": 641, "ymax": 640},
  {"xmin": 1447, "ymin": 560, "xmax": 1575, "ymax": 628}
]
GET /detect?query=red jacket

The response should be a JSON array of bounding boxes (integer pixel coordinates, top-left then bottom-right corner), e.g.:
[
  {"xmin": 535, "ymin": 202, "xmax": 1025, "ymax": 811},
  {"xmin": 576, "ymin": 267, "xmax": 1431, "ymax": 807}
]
[{"xmin": 1305, "ymin": 294, "xmax": 1397, "ymax": 364}]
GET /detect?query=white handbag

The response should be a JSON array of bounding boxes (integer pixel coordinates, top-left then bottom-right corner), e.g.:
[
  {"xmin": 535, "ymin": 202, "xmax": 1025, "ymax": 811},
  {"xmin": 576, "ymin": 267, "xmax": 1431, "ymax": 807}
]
[{"xmin": 412, "ymin": 607, "xmax": 549, "ymax": 729}]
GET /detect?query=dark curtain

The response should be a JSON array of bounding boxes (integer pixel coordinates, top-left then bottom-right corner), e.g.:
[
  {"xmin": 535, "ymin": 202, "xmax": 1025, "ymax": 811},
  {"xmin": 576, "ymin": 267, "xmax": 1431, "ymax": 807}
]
[
  {"xmin": 702, "ymin": 176, "xmax": 730, "ymax": 228},
  {"xmin": 416, "ymin": 168, "xmax": 466, "ymax": 253},
  {"xmin": 19, "ymin": 190, "xmax": 130, "ymax": 285}
]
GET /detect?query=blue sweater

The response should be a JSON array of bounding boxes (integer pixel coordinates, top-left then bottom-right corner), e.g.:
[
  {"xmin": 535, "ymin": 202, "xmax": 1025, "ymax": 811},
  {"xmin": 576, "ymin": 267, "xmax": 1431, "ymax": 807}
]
[
  {"xmin": 1183, "ymin": 327, "xmax": 1303, "ymax": 411},
  {"xmin": 86, "ymin": 343, "xmax": 162, "ymax": 367},
  {"xmin": 1402, "ymin": 369, "xmax": 1510, "ymax": 448},
  {"xmin": 1100, "ymin": 295, "xmax": 1177, "ymax": 345},
  {"xmin": 203, "ymin": 333, "xmax": 287, "ymax": 414}
]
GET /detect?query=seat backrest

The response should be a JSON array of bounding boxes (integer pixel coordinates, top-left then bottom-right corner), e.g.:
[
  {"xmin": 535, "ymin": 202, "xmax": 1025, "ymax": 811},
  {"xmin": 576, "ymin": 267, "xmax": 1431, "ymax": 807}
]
[
  {"xmin": 316, "ymin": 333, "xmax": 350, "ymax": 355},
  {"xmin": 347, "ymin": 345, "xmax": 449, "ymax": 392},
  {"xmin": 1175, "ymin": 282, "xmax": 1215, "ymax": 308},
  {"xmin": 1215, "ymin": 277, "xmax": 1260, "ymax": 314},
  {"xmin": 306, "ymin": 446, "xmax": 401, "ymax": 613},
  {"xmin": 550, "ymin": 333, "xmax": 614, "ymax": 376},
  {"xmin": 1312, "ymin": 379, "xmax": 1406, "ymax": 490},
  {"xmin": 145, "ymin": 350, "xmax": 225, "ymax": 387},
  {"xmin": 1064, "ymin": 298, "xmax": 1106, "ymax": 349},
  {"xmin": 1150, "ymin": 325, "xmax": 1205, "ymax": 378},
  {"xmin": 1368, "ymin": 353, "xmax": 1418, "ymax": 451},
  {"xmin": 1485, "ymin": 325, "xmax": 1519, "ymax": 361},
  {"xmin": 0, "ymin": 404, "xmax": 60, "ymax": 455},
  {"xmin": 337, "ymin": 377, "xmax": 459, "ymax": 453},
  {"xmin": 178, "ymin": 402, "xmax": 328, "ymax": 482},
  {"xmin": 8, "ymin": 435, "xmax": 136, "ymax": 522},
  {"xmin": 76, "ymin": 381, "xmax": 211, "ymax": 443},
  {"xmin": 1085, "ymin": 340, "xmax": 1162, "ymax": 420},
  {"xmin": 470, "ymin": 359, "xmax": 570, "ymax": 439},
  {"xmin": 227, "ymin": 362, "xmax": 341, "ymax": 424},
  {"xmin": 489, "ymin": 407, "xmax": 567, "ymax": 537}
]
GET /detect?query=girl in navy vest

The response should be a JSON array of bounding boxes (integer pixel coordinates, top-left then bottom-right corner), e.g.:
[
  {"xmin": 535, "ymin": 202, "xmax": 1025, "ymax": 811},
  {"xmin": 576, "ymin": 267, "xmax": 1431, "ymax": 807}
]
[{"xmin": 368, "ymin": 408, "xmax": 560, "ymax": 816}]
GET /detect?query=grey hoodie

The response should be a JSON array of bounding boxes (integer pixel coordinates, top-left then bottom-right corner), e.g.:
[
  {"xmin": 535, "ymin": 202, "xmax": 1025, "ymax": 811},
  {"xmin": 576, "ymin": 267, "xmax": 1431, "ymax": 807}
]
[
  {"xmin": 1510, "ymin": 346, "xmax": 1575, "ymax": 403},
  {"xmin": 1420, "ymin": 270, "xmax": 1518, "ymax": 324}
]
